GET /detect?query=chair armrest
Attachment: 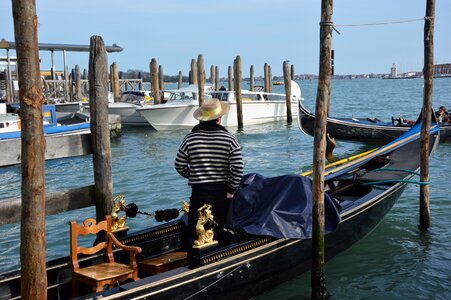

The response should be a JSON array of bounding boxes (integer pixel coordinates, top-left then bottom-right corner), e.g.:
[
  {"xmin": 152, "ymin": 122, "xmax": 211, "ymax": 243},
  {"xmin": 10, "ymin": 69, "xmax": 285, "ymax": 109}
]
[
  {"xmin": 107, "ymin": 232, "xmax": 142, "ymax": 253},
  {"xmin": 107, "ymin": 232, "xmax": 142, "ymax": 267}
]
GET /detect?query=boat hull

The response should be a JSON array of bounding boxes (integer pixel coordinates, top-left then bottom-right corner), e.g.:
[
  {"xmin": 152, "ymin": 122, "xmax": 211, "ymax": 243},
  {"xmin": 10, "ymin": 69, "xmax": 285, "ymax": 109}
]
[
  {"xmin": 298, "ymin": 100, "xmax": 451, "ymax": 142},
  {"xmin": 107, "ymin": 102, "xmax": 150, "ymax": 126},
  {"xmin": 137, "ymin": 101, "xmax": 298, "ymax": 131},
  {"xmin": 83, "ymin": 182, "xmax": 405, "ymax": 300}
]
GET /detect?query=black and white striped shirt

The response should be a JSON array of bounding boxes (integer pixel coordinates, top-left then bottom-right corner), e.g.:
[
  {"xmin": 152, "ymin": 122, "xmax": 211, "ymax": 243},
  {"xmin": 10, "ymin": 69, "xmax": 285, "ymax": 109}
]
[{"xmin": 175, "ymin": 123, "xmax": 243, "ymax": 193}]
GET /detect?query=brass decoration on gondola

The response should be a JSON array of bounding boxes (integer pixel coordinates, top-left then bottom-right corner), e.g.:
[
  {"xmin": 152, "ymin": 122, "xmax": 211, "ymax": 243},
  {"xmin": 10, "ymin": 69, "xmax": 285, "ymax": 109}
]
[
  {"xmin": 193, "ymin": 204, "xmax": 218, "ymax": 248},
  {"xmin": 111, "ymin": 194, "xmax": 128, "ymax": 232},
  {"xmin": 181, "ymin": 201, "xmax": 190, "ymax": 213}
]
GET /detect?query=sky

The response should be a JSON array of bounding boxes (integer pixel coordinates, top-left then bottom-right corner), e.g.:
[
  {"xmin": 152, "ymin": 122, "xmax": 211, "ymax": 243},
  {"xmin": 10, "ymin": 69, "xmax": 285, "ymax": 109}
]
[{"xmin": 1, "ymin": 0, "xmax": 450, "ymax": 77}]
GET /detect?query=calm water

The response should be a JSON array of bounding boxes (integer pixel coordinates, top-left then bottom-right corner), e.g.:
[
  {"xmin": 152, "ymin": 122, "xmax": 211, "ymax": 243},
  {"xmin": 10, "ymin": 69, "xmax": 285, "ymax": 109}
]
[{"xmin": 0, "ymin": 78, "xmax": 450, "ymax": 299}]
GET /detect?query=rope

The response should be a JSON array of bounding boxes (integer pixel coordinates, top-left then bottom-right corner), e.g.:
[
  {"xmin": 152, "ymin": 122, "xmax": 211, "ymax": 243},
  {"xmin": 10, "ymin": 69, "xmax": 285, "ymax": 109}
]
[
  {"xmin": 334, "ymin": 16, "xmax": 432, "ymax": 28},
  {"xmin": 362, "ymin": 179, "xmax": 429, "ymax": 186},
  {"xmin": 372, "ymin": 168, "xmax": 421, "ymax": 176},
  {"xmin": 183, "ymin": 265, "xmax": 243, "ymax": 299}
]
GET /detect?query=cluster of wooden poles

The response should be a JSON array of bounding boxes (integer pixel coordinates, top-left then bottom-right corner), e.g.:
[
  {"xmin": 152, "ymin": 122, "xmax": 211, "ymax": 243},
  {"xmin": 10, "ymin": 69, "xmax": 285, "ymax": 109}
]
[{"xmin": 9, "ymin": 0, "xmax": 436, "ymax": 299}]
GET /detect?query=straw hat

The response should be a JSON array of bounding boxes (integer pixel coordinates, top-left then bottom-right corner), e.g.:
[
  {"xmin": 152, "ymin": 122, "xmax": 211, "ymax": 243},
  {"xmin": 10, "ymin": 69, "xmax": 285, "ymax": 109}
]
[{"xmin": 193, "ymin": 99, "xmax": 230, "ymax": 121}]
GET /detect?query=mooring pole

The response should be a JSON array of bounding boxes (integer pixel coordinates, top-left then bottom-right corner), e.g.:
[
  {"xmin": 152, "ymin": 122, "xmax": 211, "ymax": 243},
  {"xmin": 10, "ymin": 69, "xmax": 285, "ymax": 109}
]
[
  {"xmin": 283, "ymin": 60, "xmax": 293, "ymax": 123},
  {"xmin": 12, "ymin": 0, "xmax": 47, "ymax": 297},
  {"xmin": 75, "ymin": 64, "xmax": 81, "ymax": 100},
  {"xmin": 159, "ymin": 65, "xmax": 165, "ymax": 94},
  {"xmin": 268, "ymin": 65, "xmax": 272, "ymax": 93},
  {"xmin": 111, "ymin": 62, "xmax": 120, "ymax": 102},
  {"xmin": 197, "ymin": 54, "xmax": 205, "ymax": 106},
  {"xmin": 311, "ymin": 0, "xmax": 333, "ymax": 298},
  {"xmin": 264, "ymin": 63, "xmax": 269, "ymax": 92},
  {"xmin": 234, "ymin": 56, "xmax": 243, "ymax": 129},
  {"xmin": 291, "ymin": 64, "xmax": 295, "ymax": 81},
  {"xmin": 419, "ymin": 0, "xmax": 435, "ymax": 230},
  {"xmin": 210, "ymin": 65, "xmax": 215, "ymax": 85},
  {"xmin": 178, "ymin": 71, "xmax": 183, "ymax": 89},
  {"xmin": 190, "ymin": 58, "xmax": 198, "ymax": 85},
  {"xmin": 150, "ymin": 58, "xmax": 160, "ymax": 104},
  {"xmin": 250, "ymin": 65, "xmax": 254, "ymax": 92},
  {"xmin": 228, "ymin": 66, "xmax": 233, "ymax": 91},
  {"xmin": 215, "ymin": 66, "xmax": 219, "ymax": 91},
  {"xmin": 89, "ymin": 36, "xmax": 113, "ymax": 222}
]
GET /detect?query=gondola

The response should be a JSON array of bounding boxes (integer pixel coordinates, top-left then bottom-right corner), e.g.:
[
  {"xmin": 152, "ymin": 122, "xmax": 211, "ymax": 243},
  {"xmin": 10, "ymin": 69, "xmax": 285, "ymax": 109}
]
[
  {"xmin": 297, "ymin": 99, "xmax": 450, "ymax": 143},
  {"xmin": 0, "ymin": 120, "xmax": 439, "ymax": 300}
]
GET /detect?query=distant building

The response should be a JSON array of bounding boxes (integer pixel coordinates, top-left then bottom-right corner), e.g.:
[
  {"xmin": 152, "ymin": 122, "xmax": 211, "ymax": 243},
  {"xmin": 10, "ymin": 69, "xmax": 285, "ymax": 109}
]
[
  {"xmin": 434, "ymin": 64, "xmax": 451, "ymax": 76},
  {"xmin": 390, "ymin": 63, "xmax": 397, "ymax": 78}
]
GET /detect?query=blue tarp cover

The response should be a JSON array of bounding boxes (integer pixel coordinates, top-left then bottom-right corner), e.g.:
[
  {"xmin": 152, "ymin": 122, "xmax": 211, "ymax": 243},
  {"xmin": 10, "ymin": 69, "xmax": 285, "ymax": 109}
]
[{"xmin": 232, "ymin": 173, "xmax": 341, "ymax": 239}]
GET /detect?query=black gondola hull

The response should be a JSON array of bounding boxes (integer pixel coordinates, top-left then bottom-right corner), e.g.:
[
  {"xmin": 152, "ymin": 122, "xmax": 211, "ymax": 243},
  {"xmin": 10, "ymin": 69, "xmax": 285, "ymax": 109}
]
[{"xmin": 298, "ymin": 101, "xmax": 451, "ymax": 143}]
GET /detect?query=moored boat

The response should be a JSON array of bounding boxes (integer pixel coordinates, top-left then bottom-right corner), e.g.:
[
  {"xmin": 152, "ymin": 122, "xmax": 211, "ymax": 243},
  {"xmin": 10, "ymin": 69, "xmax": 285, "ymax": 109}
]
[
  {"xmin": 297, "ymin": 98, "xmax": 451, "ymax": 142},
  {"xmin": 136, "ymin": 81, "xmax": 301, "ymax": 131},
  {"xmin": 0, "ymin": 103, "xmax": 90, "ymax": 140},
  {"xmin": 0, "ymin": 117, "xmax": 439, "ymax": 299}
]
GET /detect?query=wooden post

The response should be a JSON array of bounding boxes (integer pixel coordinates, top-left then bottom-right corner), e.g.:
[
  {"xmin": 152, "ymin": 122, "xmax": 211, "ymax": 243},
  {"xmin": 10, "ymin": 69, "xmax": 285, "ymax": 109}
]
[
  {"xmin": 70, "ymin": 69, "xmax": 74, "ymax": 102},
  {"xmin": 88, "ymin": 36, "xmax": 113, "ymax": 223},
  {"xmin": 190, "ymin": 58, "xmax": 198, "ymax": 85},
  {"xmin": 188, "ymin": 70, "xmax": 192, "ymax": 85},
  {"xmin": 111, "ymin": 62, "xmax": 120, "ymax": 102},
  {"xmin": 419, "ymin": 0, "xmax": 435, "ymax": 230},
  {"xmin": 197, "ymin": 54, "xmax": 205, "ymax": 106},
  {"xmin": 283, "ymin": 61, "xmax": 293, "ymax": 123},
  {"xmin": 250, "ymin": 65, "xmax": 254, "ymax": 92},
  {"xmin": 12, "ymin": 0, "xmax": 48, "ymax": 297},
  {"xmin": 178, "ymin": 71, "xmax": 183, "ymax": 89},
  {"xmin": 109, "ymin": 64, "xmax": 114, "ymax": 92},
  {"xmin": 150, "ymin": 58, "xmax": 160, "ymax": 104},
  {"xmin": 291, "ymin": 64, "xmax": 295, "ymax": 81},
  {"xmin": 159, "ymin": 65, "xmax": 165, "ymax": 92},
  {"xmin": 210, "ymin": 65, "xmax": 215, "ymax": 85},
  {"xmin": 215, "ymin": 66, "xmax": 219, "ymax": 91},
  {"xmin": 268, "ymin": 65, "xmax": 272, "ymax": 93},
  {"xmin": 75, "ymin": 64, "xmax": 81, "ymax": 100},
  {"xmin": 228, "ymin": 66, "xmax": 232, "ymax": 91},
  {"xmin": 311, "ymin": 1, "xmax": 333, "ymax": 298},
  {"xmin": 234, "ymin": 56, "xmax": 243, "ymax": 129},
  {"xmin": 264, "ymin": 63, "xmax": 269, "ymax": 92}
]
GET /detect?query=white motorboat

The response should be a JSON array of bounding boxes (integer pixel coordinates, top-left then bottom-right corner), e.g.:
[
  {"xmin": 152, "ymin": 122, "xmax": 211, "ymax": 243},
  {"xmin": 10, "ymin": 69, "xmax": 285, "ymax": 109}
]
[
  {"xmin": 136, "ymin": 81, "xmax": 301, "ymax": 130},
  {"xmin": 107, "ymin": 90, "xmax": 152, "ymax": 126}
]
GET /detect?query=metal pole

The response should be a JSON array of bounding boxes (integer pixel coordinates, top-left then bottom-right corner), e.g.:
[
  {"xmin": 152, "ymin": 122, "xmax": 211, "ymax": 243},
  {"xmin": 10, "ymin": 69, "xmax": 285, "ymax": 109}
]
[
  {"xmin": 51, "ymin": 49, "xmax": 55, "ymax": 80},
  {"xmin": 6, "ymin": 49, "xmax": 14, "ymax": 102}
]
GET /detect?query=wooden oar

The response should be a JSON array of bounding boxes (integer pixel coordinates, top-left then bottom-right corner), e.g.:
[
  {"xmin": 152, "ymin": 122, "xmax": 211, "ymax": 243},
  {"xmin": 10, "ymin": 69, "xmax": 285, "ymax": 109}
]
[
  {"xmin": 301, "ymin": 126, "xmax": 431, "ymax": 178},
  {"xmin": 301, "ymin": 148, "xmax": 377, "ymax": 177}
]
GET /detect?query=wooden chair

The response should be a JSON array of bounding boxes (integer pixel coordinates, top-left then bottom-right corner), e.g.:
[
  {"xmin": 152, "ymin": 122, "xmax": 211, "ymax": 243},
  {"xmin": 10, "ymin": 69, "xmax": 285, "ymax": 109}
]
[{"xmin": 69, "ymin": 216, "xmax": 142, "ymax": 296}]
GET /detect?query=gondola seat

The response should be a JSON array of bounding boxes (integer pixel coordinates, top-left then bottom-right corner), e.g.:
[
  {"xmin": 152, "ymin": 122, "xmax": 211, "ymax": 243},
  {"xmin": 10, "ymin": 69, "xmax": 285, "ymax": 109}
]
[
  {"xmin": 139, "ymin": 251, "xmax": 187, "ymax": 275},
  {"xmin": 69, "ymin": 216, "xmax": 142, "ymax": 296}
]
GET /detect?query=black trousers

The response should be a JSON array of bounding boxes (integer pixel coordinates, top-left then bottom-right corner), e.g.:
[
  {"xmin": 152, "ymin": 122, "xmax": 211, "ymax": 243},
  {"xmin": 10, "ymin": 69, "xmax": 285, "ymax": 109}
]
[{"xmin": 187, "ymin": 184, "xmax": 232, "ymax": 246}]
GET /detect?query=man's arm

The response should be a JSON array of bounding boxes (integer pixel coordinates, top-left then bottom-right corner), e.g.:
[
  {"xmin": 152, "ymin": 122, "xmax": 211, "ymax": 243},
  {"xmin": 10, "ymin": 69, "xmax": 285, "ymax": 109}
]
[{"xmin": 175, "ymin": 147, "xmax": 190, "ymax": 178}]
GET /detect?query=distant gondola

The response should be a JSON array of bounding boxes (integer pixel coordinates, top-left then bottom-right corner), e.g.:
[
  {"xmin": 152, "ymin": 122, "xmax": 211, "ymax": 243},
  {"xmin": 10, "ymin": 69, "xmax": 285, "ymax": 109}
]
[
  {"xmin": 297, "ymin": 99, "xmax": 451, "ymax": 143},
  {"xmin": 0, "ymin": 120, "xmax": 439, "ymax": 300}
]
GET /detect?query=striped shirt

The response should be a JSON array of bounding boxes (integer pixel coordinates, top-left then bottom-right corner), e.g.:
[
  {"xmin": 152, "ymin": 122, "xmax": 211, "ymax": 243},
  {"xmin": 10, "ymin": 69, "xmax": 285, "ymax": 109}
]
[{"xmin": 175, "ymin": 123, "xmax": 243, "ymax": 193}]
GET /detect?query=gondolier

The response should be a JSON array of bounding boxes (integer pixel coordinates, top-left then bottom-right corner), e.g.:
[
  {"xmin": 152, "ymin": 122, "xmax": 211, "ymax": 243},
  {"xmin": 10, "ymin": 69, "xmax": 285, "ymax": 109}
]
[{"xmin": 175, "ymin": 99, "xmax": 244, "ymax": 248}]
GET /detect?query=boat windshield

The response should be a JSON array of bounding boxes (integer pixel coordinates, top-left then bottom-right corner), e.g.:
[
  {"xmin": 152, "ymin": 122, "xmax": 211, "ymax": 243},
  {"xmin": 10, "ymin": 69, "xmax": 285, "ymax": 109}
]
[
  {"xmin": 209, "ymin": 92, "xmax": 229, "ymax": 101},
  {"xmin": 120, "ymin": 91, "xmax": 149, "ymax": 105}
]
